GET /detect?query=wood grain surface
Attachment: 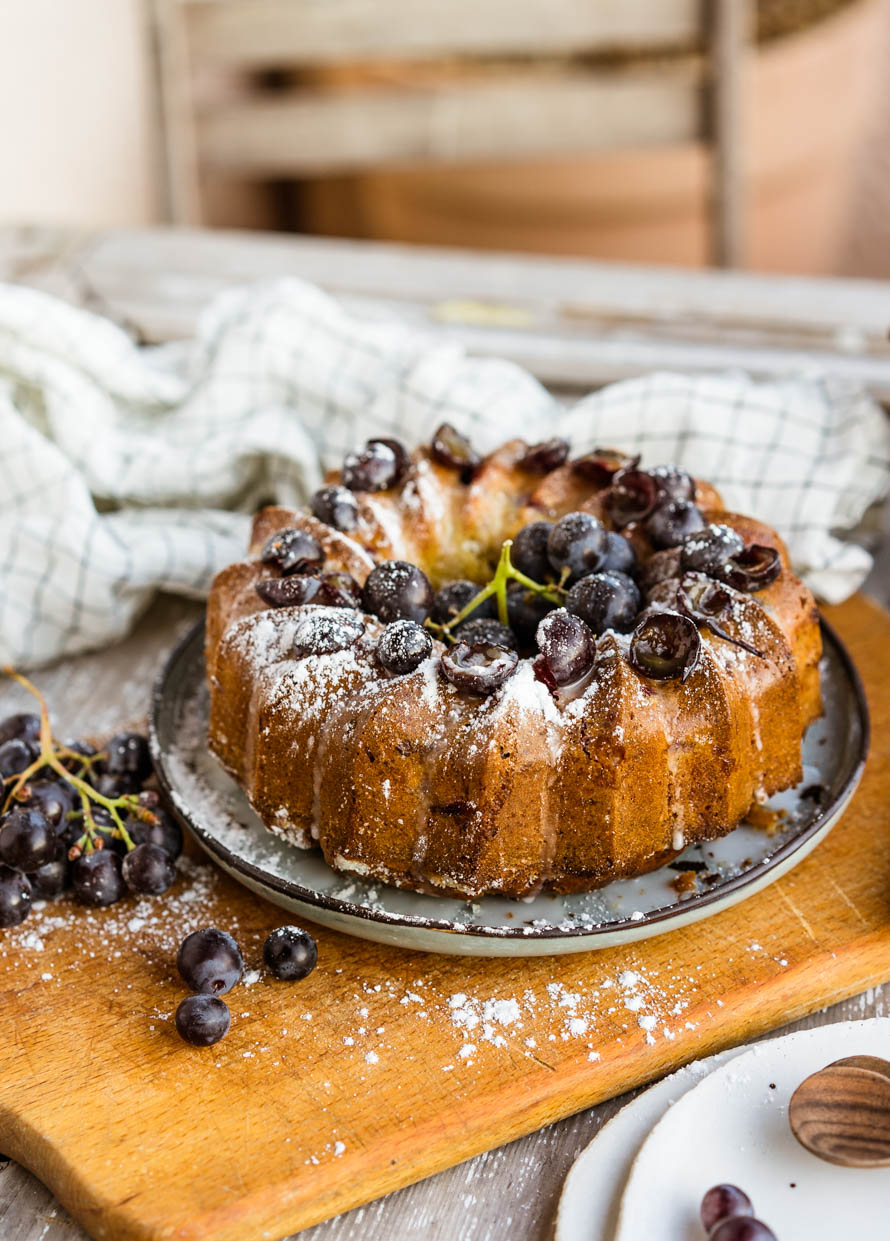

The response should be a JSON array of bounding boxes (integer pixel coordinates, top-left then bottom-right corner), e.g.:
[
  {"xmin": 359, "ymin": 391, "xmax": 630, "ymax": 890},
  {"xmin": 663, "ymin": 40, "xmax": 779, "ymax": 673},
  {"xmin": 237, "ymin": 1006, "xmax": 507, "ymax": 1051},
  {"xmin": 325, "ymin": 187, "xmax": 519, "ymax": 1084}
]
[{"xmin": 0, "ymin": 593, "xmax": 887, "ymax": 1241}]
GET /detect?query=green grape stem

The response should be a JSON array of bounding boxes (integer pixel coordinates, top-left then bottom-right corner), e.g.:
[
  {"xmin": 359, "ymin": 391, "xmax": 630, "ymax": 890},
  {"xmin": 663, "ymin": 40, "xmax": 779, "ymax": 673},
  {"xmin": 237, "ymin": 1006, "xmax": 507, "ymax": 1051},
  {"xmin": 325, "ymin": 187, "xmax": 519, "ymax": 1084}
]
[
  {"xmin": 426, "ymin": 539, "xmax": 564, "ymax": 642},
  {"xmin": 1, "ymin": 667, "xmax": 138, "ymax": 854}
]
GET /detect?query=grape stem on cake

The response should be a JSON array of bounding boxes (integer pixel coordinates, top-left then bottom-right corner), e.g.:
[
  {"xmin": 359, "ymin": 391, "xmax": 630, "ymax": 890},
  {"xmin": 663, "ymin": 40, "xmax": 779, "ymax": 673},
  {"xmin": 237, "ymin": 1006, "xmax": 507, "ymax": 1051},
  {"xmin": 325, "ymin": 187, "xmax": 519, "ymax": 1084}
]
[{"xmin": 205, "ymin": 426, "xmax": 822, "ymax": 900}]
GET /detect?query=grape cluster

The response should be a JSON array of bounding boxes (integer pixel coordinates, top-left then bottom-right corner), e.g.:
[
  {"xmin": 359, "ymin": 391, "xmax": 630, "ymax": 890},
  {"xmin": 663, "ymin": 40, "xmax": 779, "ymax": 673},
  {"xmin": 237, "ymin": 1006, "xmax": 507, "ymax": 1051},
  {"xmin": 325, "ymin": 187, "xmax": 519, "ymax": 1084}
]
[
  {"xmin": 174, "ymin": 924, "xmax": 317, "ymax": 1047},
  {"xmin": 290, "ymin": 431, "xmax": 780, "ymax": 696},
  {"xmin": 700, "ymin": 1184, "xmax": 777, "ymax": 1240},
  {"xmin": 0, "ymin": 692, "xmax": 183, "ymax": 929}
]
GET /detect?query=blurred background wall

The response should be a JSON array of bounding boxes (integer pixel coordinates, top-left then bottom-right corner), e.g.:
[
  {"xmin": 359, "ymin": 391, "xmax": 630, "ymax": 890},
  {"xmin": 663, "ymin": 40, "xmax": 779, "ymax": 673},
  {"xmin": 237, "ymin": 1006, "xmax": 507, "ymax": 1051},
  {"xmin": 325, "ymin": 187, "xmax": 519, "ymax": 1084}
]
[
  {"xmin": 0, "ymin": 0, "xmax": 160, "ymax": 228},
  {"xmin": 0, "ymin": 0, "xmax": 888, "ymax": 276}
]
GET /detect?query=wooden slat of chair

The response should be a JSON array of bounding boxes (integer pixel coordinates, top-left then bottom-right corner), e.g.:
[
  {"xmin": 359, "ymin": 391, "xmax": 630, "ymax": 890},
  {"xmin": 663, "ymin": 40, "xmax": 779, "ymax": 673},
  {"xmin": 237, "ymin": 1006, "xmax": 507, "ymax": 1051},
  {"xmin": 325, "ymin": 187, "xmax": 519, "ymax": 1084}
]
[
  {"xmin": 182, "ymin": 0, "xmax": 703, "ymax": 66},
  {"xmin": 152, "ymin": 0, "xmax": 750, "ymax": 268},
  {"xmin": 197, "ymin": 67, "xmax": 703, "ymax": 177}
]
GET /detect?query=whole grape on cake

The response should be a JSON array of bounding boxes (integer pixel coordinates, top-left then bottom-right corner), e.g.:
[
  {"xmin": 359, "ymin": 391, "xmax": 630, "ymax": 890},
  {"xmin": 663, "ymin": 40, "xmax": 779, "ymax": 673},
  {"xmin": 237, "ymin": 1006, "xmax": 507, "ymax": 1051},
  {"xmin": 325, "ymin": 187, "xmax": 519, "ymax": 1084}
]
[{"xmin": 206, "ymin": 429, "xmax": 822, "ymax": 899}]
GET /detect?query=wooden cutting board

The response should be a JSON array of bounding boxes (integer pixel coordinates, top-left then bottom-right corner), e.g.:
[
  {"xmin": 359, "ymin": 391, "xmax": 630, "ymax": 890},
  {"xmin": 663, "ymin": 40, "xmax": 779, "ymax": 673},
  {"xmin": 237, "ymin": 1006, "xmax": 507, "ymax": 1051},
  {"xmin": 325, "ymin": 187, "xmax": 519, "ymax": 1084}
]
[{"xmin": 1, "ymin": 593, "xmax": 889, "ymax": 1241}]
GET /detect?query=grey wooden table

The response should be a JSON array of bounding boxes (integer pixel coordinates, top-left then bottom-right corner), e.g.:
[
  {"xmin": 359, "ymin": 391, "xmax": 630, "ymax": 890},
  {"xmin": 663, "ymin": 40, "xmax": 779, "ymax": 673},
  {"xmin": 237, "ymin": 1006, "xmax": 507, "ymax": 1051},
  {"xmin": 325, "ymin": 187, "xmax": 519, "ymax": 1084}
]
[{"xmin": 1, "ymin": 226, "xmax": 888, "ymax": 1241}]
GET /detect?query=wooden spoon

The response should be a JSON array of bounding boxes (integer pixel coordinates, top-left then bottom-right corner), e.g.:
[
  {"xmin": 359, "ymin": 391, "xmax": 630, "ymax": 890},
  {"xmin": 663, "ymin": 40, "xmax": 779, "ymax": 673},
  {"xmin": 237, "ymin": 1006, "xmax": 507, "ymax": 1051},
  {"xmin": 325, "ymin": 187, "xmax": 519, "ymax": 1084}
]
[{"xmin": 789, "ymin": 1058, "xmax": 890, "ymax": 1168}]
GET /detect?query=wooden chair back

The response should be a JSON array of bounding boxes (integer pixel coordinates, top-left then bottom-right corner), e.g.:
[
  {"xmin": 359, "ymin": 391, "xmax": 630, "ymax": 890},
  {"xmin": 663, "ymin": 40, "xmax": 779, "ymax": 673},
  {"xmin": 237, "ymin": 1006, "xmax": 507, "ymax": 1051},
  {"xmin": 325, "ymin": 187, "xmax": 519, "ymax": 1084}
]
[{"xmin": 152, "ymin": 0, "xmax": 751, "ymax": 265}]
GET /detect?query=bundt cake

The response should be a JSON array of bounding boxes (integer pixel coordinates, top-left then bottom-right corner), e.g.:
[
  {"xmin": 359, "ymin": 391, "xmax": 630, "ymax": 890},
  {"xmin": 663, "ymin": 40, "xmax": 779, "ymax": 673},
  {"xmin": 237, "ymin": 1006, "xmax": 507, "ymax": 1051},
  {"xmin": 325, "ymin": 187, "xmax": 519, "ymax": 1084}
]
[{"xmin": 205, "ymin": 428, "xmax": 822, "ymax": 899}]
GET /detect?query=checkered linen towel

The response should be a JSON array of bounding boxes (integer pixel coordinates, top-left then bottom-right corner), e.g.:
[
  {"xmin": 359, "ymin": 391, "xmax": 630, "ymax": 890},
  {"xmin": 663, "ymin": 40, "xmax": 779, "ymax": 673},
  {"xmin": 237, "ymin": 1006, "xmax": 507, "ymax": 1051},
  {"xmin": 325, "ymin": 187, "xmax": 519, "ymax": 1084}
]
[{"xmin": 1, "ymin": 277, "xmax": 888, "ymax": 667}]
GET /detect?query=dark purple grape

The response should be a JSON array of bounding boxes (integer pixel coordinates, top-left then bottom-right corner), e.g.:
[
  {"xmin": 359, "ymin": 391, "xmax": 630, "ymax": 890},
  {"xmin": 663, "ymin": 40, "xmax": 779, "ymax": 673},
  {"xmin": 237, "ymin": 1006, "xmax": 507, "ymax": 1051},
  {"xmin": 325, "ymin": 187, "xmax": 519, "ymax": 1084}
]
[
  {"xmin": 519, "ymin": 438, "xmax": 569, "ymax": 473},
  {"xmin": 70, "ymin": 849, "xmax": 126, "ymax": 907},
  {"xmin": 431, "ymin": 580, "xmax": 495, "ymax": 625},
  {"xmin": 681, "ymin": 523, "xmax": 746, "ymax": 576},
  {"xmin": 0, "ymin": 866, "xmax": 31, "ymax": 926},
  {"xmin": 30, "ymin": 857, "xmax": 68, "ymax": 899},
  {"xmin": 377, "ymin": 620, "xmax": 433, "ymax": 675},
  {"xmin": 317, "ymin": 571, "xmax": 363, "ymax": 609},
  {"xmin": 440, "ymin": 641, "xmax": 519, "ymax": 694},
  {"xmin": 20, "ymin": 780, "xmax": 76, "ymax": 830},
  {"xmin": 122, "ymin": 842, "xmax": 176, "ymax": 895},
  {"xmin": 512, "ymin": 522, "xmax": 555, "ymax": 583},
  {"xmin": 547, "ymin": 512, "xmax": 608, "ymax": 579},
  {"xmin": 649, "ymin": 464, "xmax": 695, "ymax": 502},
  {"xmin": 128, "ymin": 807, "xmax": 183, "ymax": 860},
  {"xmin": 92, "ymin": 772, "xmax": 142, "ymax": 798},
  {"xmin": 722, "ymin": 545, "xmax": 782, "ymax": 593},
  {"xmin": 601, "ymin": 531, "xmax": 638, "ymax": 577},
  {"xmin": 362, "ymin": 561, "xmax": 433, "ymax": 625},
  {"xmin": 260, "ymin": 527, "xmax": 324, "ymax": 575},
  {"xmin": 535, "ymin": 609, "xmax": 596, "ymax": 685},
  {"xmin": 629, "ymin": 611, "xmax": 701, "ymax": 682},
  {"xmin": 0, "ymin": 738, "xmax": 38, "ymax": 780},
  {"xmin": 677, "ymin": 573, "xmax": 737, "ymax": 623},
  {"xmin": 177, "ymin": 927, "xmax": 243, "ymax": 995},
  {"xmin": 342, "ymin": 439, "xmax": 405, "ymax": 492},
  {"xmin": 430, "ymin": 423, "xmax": 480, "ymax": 473},
  {"xmin": 292, "ymin": 608, "xmax": 365, "ymax": 656},
  {"xmin": 0, "ymin": 809, "xmax": 56, "ymax": 873},
  {"xmin": 565, "ymin": 572, "xmax": 641, "ymax": 635},
  {"xmin": 709, "ymin": 1220, "xmax": 776, "ymax": 1241},
  {"xmin": 255, "ymin": 574, "xmax": 322, "ymax": 608},
  {"xmin": 506, "ymin": 582, "xmax": 554, "ymax": 638},
  {"xmin": 105, "ymin": 732, "xmax": 153, "ymax": 786},
  {"xmin": 311, "ymin": 484, "xmax": 359, "ymax": 532},
  {"xmin": 58, "ymin": 740, "xmax": 103, "ymax": 775},
  {"xmin": 175, "ymin": 994, "xmax": 230, "ymax": 1047},
  {"xmin": 604, "ymin": 467, "xmax": 660, "ymax": 527},
  {"xmin": 571, "ymin": 448, "xmax": 636, "ymax": 485},
  {"xmin": 0, "ymin": 713, "xmax": 41, "ymax": 747},
  {"xmin": 263, "ymin": 925, "xmax": 318, "ymax": 981},
  {"xmin": 455, "ymin": 616, "xmax": 520, "ymax": 652},
  {"xmin": 701, "ymin": 1184, "xmax": 754, "ymax": 1232},
  {"xmin": 639, "ymin": 547, "xmax": 683, "ymax": 593},
  {"xmin": 646, "ymin": 499, "xmax": 705, "ymax": 550}
]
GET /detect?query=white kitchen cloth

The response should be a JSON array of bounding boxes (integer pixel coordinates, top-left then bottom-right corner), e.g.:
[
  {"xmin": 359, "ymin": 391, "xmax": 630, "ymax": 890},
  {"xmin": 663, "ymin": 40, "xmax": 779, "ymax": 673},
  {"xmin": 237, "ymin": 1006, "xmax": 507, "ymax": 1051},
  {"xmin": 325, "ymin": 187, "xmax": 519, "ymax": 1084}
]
[{"xmin": 1, "ymin": 277, "xmax": 888, "ymax": 667}]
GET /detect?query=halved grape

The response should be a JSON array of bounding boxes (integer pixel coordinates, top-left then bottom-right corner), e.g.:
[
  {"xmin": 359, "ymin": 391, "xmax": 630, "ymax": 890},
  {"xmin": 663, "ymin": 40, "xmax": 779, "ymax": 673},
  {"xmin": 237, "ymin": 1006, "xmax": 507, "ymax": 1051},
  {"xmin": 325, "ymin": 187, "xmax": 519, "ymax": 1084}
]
[
  {"xmin": 440, "ymin": 642, "xmax": 519, "ymax": 694},
  {"xmin": 519, "ymin": 438, "xmax": 569, "ymax": 473},
  {"xmin": 430, "ymin": 423, "xmax": 480, "ymax": 472},
  {"xmin": 629, "ymin": 611, "xmax": 701, "ymax": 682},
  {"xmin": 604, "ymin": 467, "xmax": 660, "ymax": 527},
  {"xmin": 571, "ymin": 448, "xmax": 637, "ymax": 486},
  {"xmin": 722, "ymin": 545, "xmax": 781, "ymax": 592}
]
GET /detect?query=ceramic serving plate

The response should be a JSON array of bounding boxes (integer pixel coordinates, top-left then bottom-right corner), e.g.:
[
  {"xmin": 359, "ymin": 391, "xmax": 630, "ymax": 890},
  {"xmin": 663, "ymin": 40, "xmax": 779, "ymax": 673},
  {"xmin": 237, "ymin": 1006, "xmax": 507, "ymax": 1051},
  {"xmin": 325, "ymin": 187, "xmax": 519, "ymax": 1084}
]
[
  {"xmin": 555, "ymin": 1018, "xmax": 890, "ymax": 1241},
  {"xmin": 149, "ymin": 617, "xmax": 868, "ymax": 957}
]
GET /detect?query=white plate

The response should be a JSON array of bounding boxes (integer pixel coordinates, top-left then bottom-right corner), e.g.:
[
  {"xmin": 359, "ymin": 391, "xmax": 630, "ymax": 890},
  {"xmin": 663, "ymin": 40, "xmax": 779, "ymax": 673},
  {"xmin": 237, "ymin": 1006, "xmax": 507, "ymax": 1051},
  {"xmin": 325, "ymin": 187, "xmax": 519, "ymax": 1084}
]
[
  {"xmin": 557, "ymin": 1018, "xmax": 890, "ymax": 1241},
  {"xmin": 149, "ymin": 618, "xmax": 868, "ymax": 957}
]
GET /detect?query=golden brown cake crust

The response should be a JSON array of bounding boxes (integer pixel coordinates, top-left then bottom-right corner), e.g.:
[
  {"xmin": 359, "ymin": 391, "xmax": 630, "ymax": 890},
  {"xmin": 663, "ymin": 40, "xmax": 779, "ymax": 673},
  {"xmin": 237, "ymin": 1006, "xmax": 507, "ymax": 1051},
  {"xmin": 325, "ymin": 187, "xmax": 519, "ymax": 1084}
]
[{"xmin": 206, "ymin": 442, "xmax": 822, "ymax": 899}]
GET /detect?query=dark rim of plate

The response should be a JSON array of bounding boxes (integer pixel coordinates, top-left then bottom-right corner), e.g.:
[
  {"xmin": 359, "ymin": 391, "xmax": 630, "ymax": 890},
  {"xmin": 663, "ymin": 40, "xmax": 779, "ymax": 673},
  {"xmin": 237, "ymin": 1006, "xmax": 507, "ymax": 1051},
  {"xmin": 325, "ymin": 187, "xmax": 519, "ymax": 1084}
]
[{"xmin": 149, "ymin": 616, "xmax": 869, "ymax": 941}]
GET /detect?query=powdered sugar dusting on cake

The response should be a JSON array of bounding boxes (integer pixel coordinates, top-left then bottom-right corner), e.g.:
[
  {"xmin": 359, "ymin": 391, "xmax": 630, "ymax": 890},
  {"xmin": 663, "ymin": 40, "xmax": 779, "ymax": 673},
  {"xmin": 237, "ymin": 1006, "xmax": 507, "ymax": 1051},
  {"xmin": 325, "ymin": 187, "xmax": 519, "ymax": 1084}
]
[{"xmin": 229, "ymin": 610, "xmax": 301, "ymax": 673}]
